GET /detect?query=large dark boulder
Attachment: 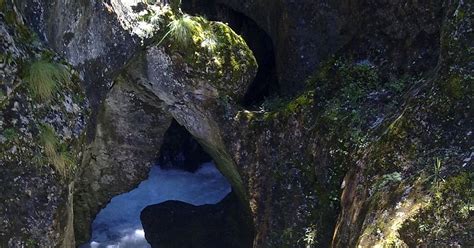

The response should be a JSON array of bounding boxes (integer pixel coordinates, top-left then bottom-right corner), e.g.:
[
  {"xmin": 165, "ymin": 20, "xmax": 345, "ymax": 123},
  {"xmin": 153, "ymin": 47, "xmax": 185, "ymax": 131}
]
[{"xmin": 140, "ymin": 192, "xmax": 253, "ymax": 248}]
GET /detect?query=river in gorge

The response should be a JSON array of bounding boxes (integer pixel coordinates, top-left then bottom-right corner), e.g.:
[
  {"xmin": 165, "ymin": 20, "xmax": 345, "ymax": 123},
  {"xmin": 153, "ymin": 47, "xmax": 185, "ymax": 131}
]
[{"xmin": 79, "ymin": 162, "xmax": 231, "ymax": 248}]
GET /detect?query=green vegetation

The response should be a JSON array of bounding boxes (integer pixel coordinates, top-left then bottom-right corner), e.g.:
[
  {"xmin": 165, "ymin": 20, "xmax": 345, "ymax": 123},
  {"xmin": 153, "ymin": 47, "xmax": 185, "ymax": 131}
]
[
  {"xmin": 167, "ymin": 14, "xmax": 203, "ymax": 49},
  {"xmin": 371, "ymin": 172, "xmax": 403, "ymax": 192},
  {"xmin": 39, "ymin": 124, "xmax": 75, "ymax": 178},
  {"xmin": 3, "ymin": 128, "xmax": 18, "ymax": 142},
  {"xmin": 24, "ymin": 60, "xmax": 70, "ymax": 101},
  {"xmin": 399, "ymin": 172, "xmax": 473, "ymax": 246},
  {"xmin": 303, "ymin": 225, "xmax": 318, "ymax": 247},
  {"xmin": 169, "ymin": 0, "xmax": 182, "ymax": 12},
  {"xmin": 154, "ymin": 9, "xmax": 256, "ymax": 95},
  {"xmin": 39, "ymin": 124, "xmax": 58, "ymax": 158},
  {"xmin": 442, "ymin": 73, "xmax": 463, "ymax": 99}
]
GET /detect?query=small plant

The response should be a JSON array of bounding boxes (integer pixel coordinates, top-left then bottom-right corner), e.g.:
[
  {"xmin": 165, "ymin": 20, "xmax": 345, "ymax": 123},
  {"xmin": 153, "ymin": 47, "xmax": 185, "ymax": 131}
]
[
  {"xmin": 157, "ymin": 14, "xmax": 203, "ymax": 49},
  {"xmin": 39, "ymin": 124, "xmax": 58, "ymax": 158},
  {"xmin": 24, "ymin": 60, "xmax": 70, "ymax": 101},
  {"xmin": 371, "ymin": 171, "xmax": 402, "ymax": 193},
  {"xmin": 39, "ymin": 124, "xmax": 74, "ymax": 178},
  {"xmin": 433, "ymin": 157, "xmax": 444, "ymax": 190},
  {"xmin": 302, "ymin": 225, "xmax": 318, "ymax": 247}
]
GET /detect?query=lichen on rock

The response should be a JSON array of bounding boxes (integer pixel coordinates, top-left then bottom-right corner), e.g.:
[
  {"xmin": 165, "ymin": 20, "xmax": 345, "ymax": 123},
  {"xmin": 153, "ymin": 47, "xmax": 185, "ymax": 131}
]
[{"xmin": 0, "ymin": 2, "xmax": 89, "ymax": 246}]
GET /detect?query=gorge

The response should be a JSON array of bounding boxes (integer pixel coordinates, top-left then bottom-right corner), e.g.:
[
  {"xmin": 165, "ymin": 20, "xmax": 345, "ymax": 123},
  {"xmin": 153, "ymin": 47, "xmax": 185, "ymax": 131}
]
[{"xmin": 0, "ymin": 0, "xmax": 472, "ymax": 247}]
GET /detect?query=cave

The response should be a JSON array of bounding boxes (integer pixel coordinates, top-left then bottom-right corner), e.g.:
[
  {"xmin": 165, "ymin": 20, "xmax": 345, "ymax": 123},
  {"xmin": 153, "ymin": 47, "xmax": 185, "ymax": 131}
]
[
  {"xmin": 158, "ymin": 120, "xmax": 212, "ymax": 172},
  {"xmin": 79, "ymin": 121, "xmax": 251, "ymax": 248},
  {"xmin": 182, "ymin": 0, "xmax": 280, "ymax": 107}
]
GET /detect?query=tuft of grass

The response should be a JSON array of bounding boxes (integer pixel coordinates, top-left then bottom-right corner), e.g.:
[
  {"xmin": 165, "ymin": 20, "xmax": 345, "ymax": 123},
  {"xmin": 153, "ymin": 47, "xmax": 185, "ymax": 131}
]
[
  {"xmin": 24, "ymin": 60, "xmax": 70, "ymax": 101},
  {"xmin": 39, "ymin": 124, "xmax": 58, "ymax": 159},
  {"xmin": 39, "ymin": 124, "xmax": 74, "ymax": 178},
  {"xmin": 158, "ymin": 14, "xmax": 203, "ymax": 49},
  {"xmin": 51, "ymin": 150, "xmax": 74, "ymax": 178}
]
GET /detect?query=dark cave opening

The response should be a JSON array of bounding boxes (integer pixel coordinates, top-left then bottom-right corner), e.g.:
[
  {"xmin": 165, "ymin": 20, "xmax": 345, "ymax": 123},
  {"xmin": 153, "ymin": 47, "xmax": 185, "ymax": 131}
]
[
  {"xmin": 150, "ymin": 120, "xmax": 254, "ymax": 248},
  {"xmin": 182, "ymin": 0, "xmax": 280, "ymax": 107},
  {"xmin": 81, "ymin": 120, "xmax": 253, "ymax": 247},
  {"xmin": 158, "ymin": 120, "xmax": 212, "ymax": 172}
]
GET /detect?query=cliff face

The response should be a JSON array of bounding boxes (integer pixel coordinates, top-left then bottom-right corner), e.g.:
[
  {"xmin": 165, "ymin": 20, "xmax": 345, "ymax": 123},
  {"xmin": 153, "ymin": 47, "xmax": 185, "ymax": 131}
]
[
  {"xmin": 1, "ymin": 0, "xmax": 472, "ymax": 247},
  {"xmin": 333, "ymin": 1, "xmax": 473, "ymax": 246},
  {"xmin": 0, "ymin": 2, "xmax": 88, "ymax": 246}
]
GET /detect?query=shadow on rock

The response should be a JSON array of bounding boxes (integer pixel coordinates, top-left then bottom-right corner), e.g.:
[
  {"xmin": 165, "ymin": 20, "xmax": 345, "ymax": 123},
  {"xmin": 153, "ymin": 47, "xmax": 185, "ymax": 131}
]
[{"xmin": 140, "ymin": 192, "xmax": 253, "ymax": 248}]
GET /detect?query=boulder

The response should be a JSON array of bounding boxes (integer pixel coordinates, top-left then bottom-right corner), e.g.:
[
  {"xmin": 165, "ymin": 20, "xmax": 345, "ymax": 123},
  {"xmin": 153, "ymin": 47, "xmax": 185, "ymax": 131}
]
[{"xmin": 141, "ymin": 192, "xmax": 253, "ymax": 248}]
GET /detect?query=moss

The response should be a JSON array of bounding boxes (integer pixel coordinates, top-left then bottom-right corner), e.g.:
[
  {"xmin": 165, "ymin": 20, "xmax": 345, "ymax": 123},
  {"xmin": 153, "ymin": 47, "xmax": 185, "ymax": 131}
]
[
  {"xmin": 259, "ymin": 90, "xmax": 314, "ymax": 118},
  {"xmin": 364, "ymin": 112, "xmax": 419, "ymax": 177},
  {"xmin": 3, "ymin": 128, "xmax": 19, "ymax": 141},
  {"xmin": 399, "ymin": 172, "xmax": 473, "ymax": 246},
  {"xmin": 371, "ymin": 172, "xmax": 403, "ymax": 192},
  {"xmin": 442, "ymin": 73, "xmax": 463, "ymax": 99},
  {"xmin": 25, "ymin": 238, "xmax": 37, "ymax": 248},
  {"xmin": 2, "ymin": 1, "xmax": 36, "ymax": 44},
  {"xmin": 4, "ymin": 8, "xmax": 17, "ymax": 26},
  {"xmin": 156, "ymin": 11, "xmax": 256, "ymax": 97}
]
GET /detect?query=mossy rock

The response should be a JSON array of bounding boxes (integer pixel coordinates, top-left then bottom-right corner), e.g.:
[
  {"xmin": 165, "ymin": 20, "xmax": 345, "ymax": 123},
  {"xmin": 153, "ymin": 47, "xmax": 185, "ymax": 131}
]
[
  {"xmin": 399, "ymin": 172, "xmax": 473, "ymax": 247},
  {"xmin": 158, "ymin": 12, "xmax": 257, "ymax": 98}
]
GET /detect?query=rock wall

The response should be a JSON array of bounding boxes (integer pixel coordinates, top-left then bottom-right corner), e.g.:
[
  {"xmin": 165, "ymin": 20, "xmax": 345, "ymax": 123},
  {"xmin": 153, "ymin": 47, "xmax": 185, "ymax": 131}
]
[
  {"xmin": 14, "ymin": 0, "xmax": 141, "ymax": 107},
  {"xmin": 73, "ymin": 73, "xmax": 172, "ymax": 243},
  {"xmin": 185, "ymin": 0, "xmax": 347, "ymax": 96},
  {"xmin": 141, "ymin": 192, "xmax": 253, "ymax": 248},
  {"xmin": 333, "ymin": 1, "xmax": 473, "ymax": 246},
  {"xmin": 0, "ymin": 1, "xmax": 89, "ymax": 246},
  {"xmin": 1, "ymin": 0, "xmax": 472, "ymax": 247}
]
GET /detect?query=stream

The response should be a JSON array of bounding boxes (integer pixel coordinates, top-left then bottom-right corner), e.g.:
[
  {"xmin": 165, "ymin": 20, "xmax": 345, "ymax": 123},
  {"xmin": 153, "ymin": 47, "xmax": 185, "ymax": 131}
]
[{"xmin": 80, "ymin": 162, "xmax": 231, "ymax": 248}]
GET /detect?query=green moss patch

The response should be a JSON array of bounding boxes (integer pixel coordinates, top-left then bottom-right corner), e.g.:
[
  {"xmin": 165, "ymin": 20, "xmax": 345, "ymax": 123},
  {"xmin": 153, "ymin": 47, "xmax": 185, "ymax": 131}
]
[
  {"xmin": 399, "ymin": 172, "xmax": 473, "ymax": 246},
  {"xmin": 155, "ymin": 11, "xmax": 257, "ymax": 97}
]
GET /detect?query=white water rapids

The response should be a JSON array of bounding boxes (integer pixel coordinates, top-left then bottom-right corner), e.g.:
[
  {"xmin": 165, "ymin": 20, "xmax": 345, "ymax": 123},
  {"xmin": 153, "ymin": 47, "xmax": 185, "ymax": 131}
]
[{"xmin": 80, "ymin": 162, "xmax": 231, "ymax": 248}]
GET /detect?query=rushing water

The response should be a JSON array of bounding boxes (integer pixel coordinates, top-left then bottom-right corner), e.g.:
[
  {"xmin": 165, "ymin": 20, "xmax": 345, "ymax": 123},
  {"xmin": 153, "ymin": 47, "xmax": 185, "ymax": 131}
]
[{"xmin": 80, "ymin": 162, "xmax": 231, "ymax": 248}]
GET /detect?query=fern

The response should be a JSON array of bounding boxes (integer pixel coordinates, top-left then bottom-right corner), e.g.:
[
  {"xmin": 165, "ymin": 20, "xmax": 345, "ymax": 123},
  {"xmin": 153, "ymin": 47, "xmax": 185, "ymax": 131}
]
[{"xmin": 24, "ymin": 60, "xmax": 70, "ymax": 101}]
